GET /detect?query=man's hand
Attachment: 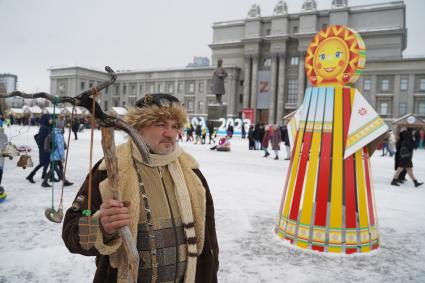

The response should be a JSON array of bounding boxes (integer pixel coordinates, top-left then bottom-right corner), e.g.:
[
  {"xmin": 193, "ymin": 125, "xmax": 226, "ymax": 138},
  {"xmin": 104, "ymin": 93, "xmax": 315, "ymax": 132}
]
[{"xmin": 99, "ymin": 199, "xmax": 131, "ymax": 235}]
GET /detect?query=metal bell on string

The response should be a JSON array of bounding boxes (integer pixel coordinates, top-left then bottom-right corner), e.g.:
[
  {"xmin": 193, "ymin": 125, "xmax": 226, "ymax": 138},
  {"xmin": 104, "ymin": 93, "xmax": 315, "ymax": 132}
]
[
  {"xmin": 17, "ymin": 154, "xmax": 34, "ymax": 169},
  {"xmin": 1, "ymin": 142, "xmax": 20, "ymax": 160},
  {"xmin": 45, "ymin": 207, "xmax": 64, "ymax": 223}
]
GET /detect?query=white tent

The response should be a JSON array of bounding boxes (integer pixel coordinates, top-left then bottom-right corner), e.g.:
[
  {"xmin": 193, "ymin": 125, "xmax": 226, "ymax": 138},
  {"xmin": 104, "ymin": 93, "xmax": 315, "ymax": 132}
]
[
  {"xmin": 43, "ymin": 106, "xmax": 64, "ymax": 115},
  {"xmin": 63, "ymin": 106, "xmax": 86, "ymax": 116},
  {"xmin": 8, "ymin": 108, "xmax": 26, "ymax": 115},
  {"xmin": 110, "ymin": 107, "xmax": 128, "ymax": 116},
  {"xmin": 28, "ymin": 105, "xmax": 43, "ymax": 114}
]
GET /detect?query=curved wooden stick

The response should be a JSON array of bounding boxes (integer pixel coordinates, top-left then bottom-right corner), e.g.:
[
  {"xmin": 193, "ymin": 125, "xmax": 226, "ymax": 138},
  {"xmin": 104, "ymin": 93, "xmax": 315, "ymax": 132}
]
[
  {"xmin": 2, "ymin": 66, "xmax": 146, "ymax": 282},
  {"xmin": 101, "ymin": 127, "xmax": 139, "ymax": 282}
]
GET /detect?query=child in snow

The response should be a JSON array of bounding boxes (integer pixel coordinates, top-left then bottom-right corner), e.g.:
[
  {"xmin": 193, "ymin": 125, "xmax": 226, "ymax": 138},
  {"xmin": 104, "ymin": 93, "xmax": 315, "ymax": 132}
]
[{"xmin": 210, "ymin": 136, "xmax": 231, "ymax": 152}]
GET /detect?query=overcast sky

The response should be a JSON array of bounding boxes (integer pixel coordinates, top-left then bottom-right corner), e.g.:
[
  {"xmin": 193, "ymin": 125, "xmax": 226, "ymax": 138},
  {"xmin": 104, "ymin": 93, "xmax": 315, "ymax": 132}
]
[{"xmin": 0, "ymin": 0, "xmax": 423, "ymax": 92}]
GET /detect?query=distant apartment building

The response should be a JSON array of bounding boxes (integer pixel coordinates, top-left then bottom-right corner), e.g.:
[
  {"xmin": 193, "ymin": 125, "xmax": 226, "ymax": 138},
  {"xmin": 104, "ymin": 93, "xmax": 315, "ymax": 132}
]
[
  {"xmin": 186, "ymin": 57, "xmax": 210, "ymax": 67},
  {"xmin": 50, "ymin": 0, "xmax": 425, "ymax": 124}
]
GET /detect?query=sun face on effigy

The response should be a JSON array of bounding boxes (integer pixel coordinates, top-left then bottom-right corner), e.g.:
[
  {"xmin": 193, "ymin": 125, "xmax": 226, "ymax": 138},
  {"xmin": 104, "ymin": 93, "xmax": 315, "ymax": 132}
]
[
  {"xmin": 305, "ymin": 25, "xmax": 366, "ymax": 86},
  {"xmin": 313, "ymin": 37, "xmax": 349, "ymax": 81}
]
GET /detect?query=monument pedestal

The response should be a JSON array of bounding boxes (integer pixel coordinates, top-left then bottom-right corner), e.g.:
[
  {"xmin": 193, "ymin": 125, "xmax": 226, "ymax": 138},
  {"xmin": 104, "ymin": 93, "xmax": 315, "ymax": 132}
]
[{"xmin": 207, "ymin": 103, "xmax": 227, "ymax": 128}]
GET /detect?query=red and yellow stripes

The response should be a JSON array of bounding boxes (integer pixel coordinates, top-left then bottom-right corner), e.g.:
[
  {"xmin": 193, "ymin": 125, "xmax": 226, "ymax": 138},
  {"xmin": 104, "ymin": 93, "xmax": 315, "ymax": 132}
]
[{"xmin": 276, "ymin": 86, "xmax": 380, "ymax": 254}]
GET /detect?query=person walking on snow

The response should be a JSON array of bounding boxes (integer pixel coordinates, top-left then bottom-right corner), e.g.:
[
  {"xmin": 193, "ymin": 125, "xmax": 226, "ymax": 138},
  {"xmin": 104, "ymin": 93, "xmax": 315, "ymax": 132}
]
[
  {"xmin": 26, "ymin": 114, "xmax": 52, "ymax": 184},
  {"xmin": 271, "ymin": 125, "xmax": 282, "ymax": 160},
  {"xmin": 391, "ymin": 130, "xmax": 423, "ymax": 187}
]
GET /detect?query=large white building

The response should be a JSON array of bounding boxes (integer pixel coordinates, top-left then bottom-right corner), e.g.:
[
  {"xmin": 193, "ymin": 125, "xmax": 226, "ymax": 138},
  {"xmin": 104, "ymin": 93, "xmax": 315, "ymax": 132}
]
[{"xmin": 50, "ymin": 0, "xmax": 425, "ymax": 124}]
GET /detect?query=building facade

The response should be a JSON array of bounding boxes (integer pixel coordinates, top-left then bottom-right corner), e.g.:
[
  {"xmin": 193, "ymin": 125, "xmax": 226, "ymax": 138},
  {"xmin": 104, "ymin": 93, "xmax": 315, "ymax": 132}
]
[
  {"xmin": 210, "ymin": 0, "xmax": 425, "ymax": 124},
  {"xmin": 50, "ymin": 66, "xmax": 241, "ymax": 119},
  {"xmin": 49, "ymin": 0, "xmax": 425, "ymax": 124},
  {"xmin": 0, "ymin": 73, "xmax": 19, "ymax": 110}
]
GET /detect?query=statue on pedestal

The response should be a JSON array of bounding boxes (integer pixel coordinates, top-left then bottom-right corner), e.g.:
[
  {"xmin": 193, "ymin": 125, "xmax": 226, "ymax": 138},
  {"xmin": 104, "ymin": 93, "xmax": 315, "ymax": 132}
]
[{"xmin": 212, "ymin": 59, "xmax": 227, "ymax": 104}]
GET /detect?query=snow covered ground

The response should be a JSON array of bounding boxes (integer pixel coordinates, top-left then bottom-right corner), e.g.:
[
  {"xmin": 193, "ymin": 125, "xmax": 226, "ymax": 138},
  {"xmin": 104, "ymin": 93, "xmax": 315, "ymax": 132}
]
[{"xmin": 0, "ymin": 125, "xmax": 424, "ymax": 283}]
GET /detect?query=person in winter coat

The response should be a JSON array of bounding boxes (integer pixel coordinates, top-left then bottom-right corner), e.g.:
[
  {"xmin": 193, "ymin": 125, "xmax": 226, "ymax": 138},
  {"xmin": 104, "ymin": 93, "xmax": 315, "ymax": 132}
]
[
  {"xmin": 62, "ymin": 93, "xmax": 218, "ymax": 283},
  {"xmin": 71, "ymin": 118, "xmax": 80, "ymax": 140},
  {"xmin": 419, "ymin": 129, "xmax": 424, "ymax": 149},
  {"xmin": 281, "ymin": 125, "xmax": 291, "ymax": 160},
  {"xmin": 253, "ymin": 123, "xmax": 262, "ymax": 150},
  {"xmin": 241, "ymin": 122, "xmax": 246, "ymax": 139},
  {"xmin": 388, "ymin": 130, "xmax": 396, "ymax": 156},
  {"xmin": 262, "ymin": 125, "xmax": 271, "ymax": 157},
  {"xmin": 42, "ymin": 125, "xmax": 73, "ymax": 187},
  {"xmin": 226, "ymin": 124, "xmax": 234, "ymax": 138},
  {"xmin": 247, "ymin": 125, "xmax": 255, "ymax": 150},
  {"xmin": 391, "ymin": 130, "xmax": 423, "ymax": 187},
  {"xmin": 26, "ymin": 114, "xmax": 52, "ymax": 184},
  {"xmin": 271, "ymin": 125, "xmax": 282, "ymax": 160},
  {"xmin": 210, "ymin": 136, "xmax": 231, "ymax": 152},
  {"xmin": 201, "ymin": 127, "xmax": 207, "ymax": 144},
  {"xmin": 0, "ymin": 128, "xmax": 8, "ymax": 185},
  {"xmin": 186, "ymin": 123, "xmax": 194, "ymax": 142},
  {"xmin": 195, "ymin": 124, "xmax": 202, "ymax": 144},
  {"xmin": 207, "ymin": 122, "xmax": 215, "ymax": 144}
]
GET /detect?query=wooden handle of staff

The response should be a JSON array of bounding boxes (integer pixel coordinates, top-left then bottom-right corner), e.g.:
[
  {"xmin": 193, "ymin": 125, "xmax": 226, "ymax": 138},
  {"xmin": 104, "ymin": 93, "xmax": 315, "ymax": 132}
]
[{"xmin": 101, "ymin": 127, "xmax": 139, "ymax": 283}]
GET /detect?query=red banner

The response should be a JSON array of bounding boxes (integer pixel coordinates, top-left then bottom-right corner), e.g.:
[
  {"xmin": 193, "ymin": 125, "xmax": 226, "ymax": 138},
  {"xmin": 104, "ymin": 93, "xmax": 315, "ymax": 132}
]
[{"xmin": 242, "ymin": 108, "xmax": 254, "ymax": 124}]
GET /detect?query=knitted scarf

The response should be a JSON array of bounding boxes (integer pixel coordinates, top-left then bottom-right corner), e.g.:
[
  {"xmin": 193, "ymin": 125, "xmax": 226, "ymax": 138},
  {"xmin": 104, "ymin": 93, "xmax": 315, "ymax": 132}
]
[{"xmin": 134, "ymin": 144, "xmax": 200, "ymax": 283}]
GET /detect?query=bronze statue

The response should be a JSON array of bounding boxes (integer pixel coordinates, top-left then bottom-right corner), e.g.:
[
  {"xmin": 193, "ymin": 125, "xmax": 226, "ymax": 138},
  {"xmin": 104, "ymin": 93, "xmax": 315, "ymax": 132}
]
[{"xmin": 212, "ymin": 59, "xmax": 227, "ymax": 104}]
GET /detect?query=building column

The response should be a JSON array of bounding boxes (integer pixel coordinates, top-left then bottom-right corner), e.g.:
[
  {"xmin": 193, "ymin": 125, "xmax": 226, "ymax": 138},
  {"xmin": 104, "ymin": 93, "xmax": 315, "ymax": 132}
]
[
  {"xmin": 393, "ymin": 75, "xmax": 400, "ymax": 118},
  {"xmin": 297, "ymin": 51, "xmax": 306, "ymax": 107},
  {"xmin": 407, "ymin": 74, "xmax": 415, "ymax": 114},
  {"xmin": 268, "ymin": 54, "xmax": 278, "ymax": 123},
  {"xmin": 370, "ymin": 74, "xmax": 378, "ymax": 109},
  {"xmin": 243, "ymin": 56, "xmax": 251, "ymax": 109},
  {"xmin": 276, "ymin": 54, "xmax": 287, "ymax": 124},
  {"xmin": 250, "ymin": 55, "xmax": 259, "ymax": 121},
  {"xmin": 227, "ymin": 72, "xmax": 239, "ymax": 118}
]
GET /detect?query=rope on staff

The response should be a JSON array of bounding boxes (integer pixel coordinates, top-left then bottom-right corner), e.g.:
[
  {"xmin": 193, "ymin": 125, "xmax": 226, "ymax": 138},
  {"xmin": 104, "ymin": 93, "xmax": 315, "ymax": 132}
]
[
  {"xmin": 50, "ymin": 97, "xmax": 59, "ymax": 211},
  {"xmin": 82, "ymin": 88, "xmax": 100, "ymax": 217},
  {"xmin": 58, "ymin": 106, "xmax": 75, "ymax": 211}
]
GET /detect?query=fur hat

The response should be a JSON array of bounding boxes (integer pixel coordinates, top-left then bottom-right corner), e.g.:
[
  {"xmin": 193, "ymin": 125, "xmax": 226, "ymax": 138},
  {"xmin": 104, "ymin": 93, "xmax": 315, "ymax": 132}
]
[
  {"xmin": 125, "ymin": 93, "xmax": 187, "ymax": 130},
  {"xmin": 56, "ymin": 119, "xmax": 65, "ymax": 129}
]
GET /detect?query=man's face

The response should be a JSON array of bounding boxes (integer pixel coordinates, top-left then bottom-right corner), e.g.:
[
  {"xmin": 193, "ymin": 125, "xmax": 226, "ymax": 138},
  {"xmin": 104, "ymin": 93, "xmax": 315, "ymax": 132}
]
[{"xmin": 139, "ymin": 119, "xmax": 179, "ymax": 155}]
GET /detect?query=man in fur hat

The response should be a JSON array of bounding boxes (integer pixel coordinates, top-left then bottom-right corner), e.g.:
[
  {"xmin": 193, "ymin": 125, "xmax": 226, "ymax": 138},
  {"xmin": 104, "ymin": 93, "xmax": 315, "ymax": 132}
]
[{"xmin": 62, "ymin": 93, "xmax": 219, "ymax": 283}]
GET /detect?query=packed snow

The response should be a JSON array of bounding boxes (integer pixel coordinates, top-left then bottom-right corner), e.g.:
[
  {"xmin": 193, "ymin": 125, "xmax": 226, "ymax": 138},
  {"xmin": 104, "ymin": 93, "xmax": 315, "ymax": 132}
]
[{"xmin": 0, "ymin": 125, "xmax": 424, "ymax": 282}]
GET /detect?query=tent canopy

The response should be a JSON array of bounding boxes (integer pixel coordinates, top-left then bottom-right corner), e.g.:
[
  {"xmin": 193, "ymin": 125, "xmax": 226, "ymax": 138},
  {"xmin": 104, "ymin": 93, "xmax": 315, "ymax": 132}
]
[
  {"xmin": 392, "ymin": 113, "xmax": 425, "ymax": 134},
  {"xmin": 22, "ymin": 105, "xmax": 43, "ymax": 114},
  {"xmin": 63, "ymin": 106, "xmax": 86, "ymax": 115},
  {"xmin": 43, "ymin": 106, "xmax": 64, "ymax": 115},
  {"xmin": 111, "ymin": 107, "xmax": 128, "ymax": 116},
  {"xmin": 8, "ymin": 108, "xmax": 25, "ymax": 114}
]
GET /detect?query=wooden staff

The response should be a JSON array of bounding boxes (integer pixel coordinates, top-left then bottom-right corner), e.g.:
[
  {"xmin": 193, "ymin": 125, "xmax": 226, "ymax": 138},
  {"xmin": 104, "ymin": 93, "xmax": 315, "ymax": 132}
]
[
  {"xmin": 101, "ymin": 127, "xmax": 139, "ymax": 282},
  {"xmin": 2, "ymin": 66, "xmax": 148, "ymax": 282}
]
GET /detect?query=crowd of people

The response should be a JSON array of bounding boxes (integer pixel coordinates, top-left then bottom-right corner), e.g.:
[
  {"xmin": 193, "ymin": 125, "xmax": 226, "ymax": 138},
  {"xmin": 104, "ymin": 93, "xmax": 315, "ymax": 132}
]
[
  {"xmin": 177, "ymin": 121, "xmax": 293, "ymax": 159},
  {"xmin": 25, "ymin": 113, "xmax": 74, "ymax": 187},
  {"xmin": 247, "ymin": 123, "xmax": 291, "ymax": 160}
]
